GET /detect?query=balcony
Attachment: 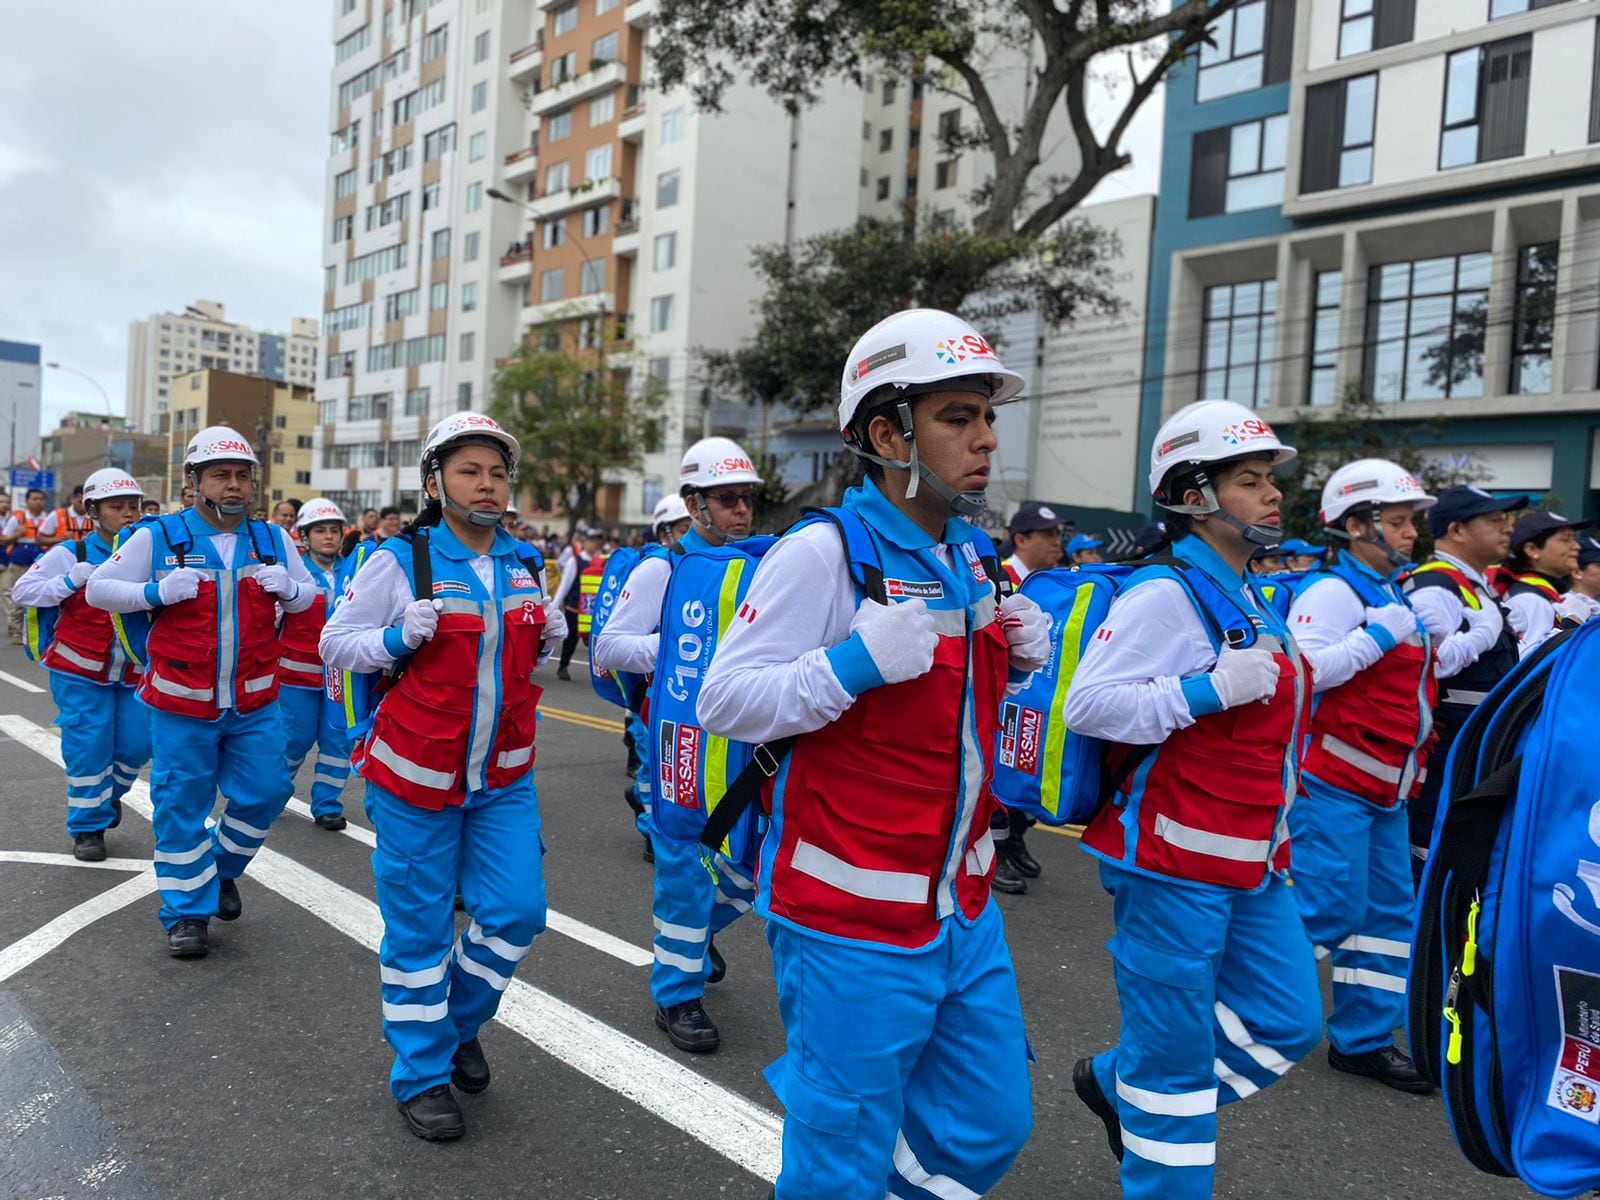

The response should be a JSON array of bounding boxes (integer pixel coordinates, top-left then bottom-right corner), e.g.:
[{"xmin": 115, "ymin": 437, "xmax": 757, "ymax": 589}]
[
  {"xmin": 502, "ymin": 137, "xmax": 541, "ymax": 183},
  {"xmin": 625, "ymin": 0, "xmax": 656, "ymax": 26},
  {"xmin": 507, "ymin": 33, "xmax": 544, "ymax": 83},
  {"xmin": 613, "ymin": 196, "xmax": 640, "ymax": 256},
  {"xmin": 529, "ymin": 60, "xmax": 626, "ymax": 116},
  {"xmin": 619, "ymin": 84, "xmax": 645, "ymax": 142},
  {"xmin": 525, "ymin": 175, "xmax": 622, "ymax": 222},
  {"xmin": 520, "ymin": 291, "xmax": 615, "ymax": 329},
  {"xmin": 498, "ymin": 241, "xmax": 534, "ymax": 283}
]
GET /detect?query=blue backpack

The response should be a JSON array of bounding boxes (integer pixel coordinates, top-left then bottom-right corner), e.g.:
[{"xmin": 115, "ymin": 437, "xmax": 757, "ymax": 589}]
[
  {"xmin": 589, "ymin": 544, "xmax": 671, "ymax": 710},
  {"xmin": 24, "ymin": 528, "xmax": 152, "ymax": 669},
  {"xmin": 1409, "ymin": 620, "xmax": 1600, "ymax": 1197},
  {"xmin": 990, "ymin": 559, "xmax": 1244, "ymax": 827},
  {"xmin": 1256, "ymin": 569, "xmax": 1311, "ymax": 619}
]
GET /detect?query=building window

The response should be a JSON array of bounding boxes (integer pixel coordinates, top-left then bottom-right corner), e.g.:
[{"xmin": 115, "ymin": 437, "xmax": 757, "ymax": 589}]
[
  {"xmin": 1339, "ymin": 0, "xmax": 1415, "ymax": 57},
  {"xmin": 582, "ymin": 204, "xmax": 609, "ymax": 237},
  {"xmin": 470, "ymin": 81, "xmax": 488, "ymax": 113},
  {"xmin": 461, "ymin": 282, "xmax": 478, "ymax": 312},
  {"xmin": 460, "ymin": 332, "xmax": 475, "ymax": 361},
  {"xmin": 653, "ymin": 231, "xmax": 677, "ymax": 271},
  {"xmin": 1363, "ymin": 251, "xmax": 1491, "ymax": 402},
  {"xmin": 1441, "ymin": 35, "xmax": 1532, "ymax": 169},
  {"xmin": 1300, "ymin": 73, "xmax": 1377, "ymax": 193},
  {"xmin": 580, "ymin": 259, "xmax": 606, "ymax": 294},
  {"xmin": 469, "ymin": 131, "xmax": 486, "ymax": 161},
  {"xmin": 546, "ymin": 160, "xmax": 570, "ymax": 194},
  {"xmin": 332, "ymin": 214, "xmax": 355, "ymax": 242},
  {"xmin": 546, "ymin": 109, "xmax": 572, "ymax": 142},
  {"xmin": 597, "ymin": 0, "xmax": 620, "ymax": 11},
  {"xmin": 405, "ymin": 387, "xmax": 430, "ymax": 416},
  {"xmin": 657, "ymin": 169, "xmax": 680, "ymax": 208},
  {"xmin": 1196, "ymin": 0, "xmax": 1292, "ymax": 102},
  {"xmin": 421, "ymin": 182, "xmax": 441, "ymax": 211},
  {"xmin": 593, "ymin": 30, "xmax": 619, "ymax": 62},
  {"xmin": 879, "ymin": 128, "xmax": 893, "ymax": 152},
  {"xmin": 650, "ymin": 295, "xmax": 673, "ymax": 332},
  {"xmin": 648, "ymin": 356, "xmax": 670, "ymax": 386},
  {"xmin": 881, "ymin": 79, "xmax": 896, "ymax": 104},
  {"xmin": 877, "ymin": 175, "xmax": 892, "ymax": 199},
  {"xmin": 1307, "ymin": 271, "xmax": 1343, "ymax": 407},
  {"xmin": 540, "ymin": 267, "xmax": 565, "ymax": 302},
  {"xmin": 935, "ymin": 160, "xmax": 958, "ymax": 190},
  {"xmin": 1188, "ymin": 114, "xmax": 1287, "ymax": 216},
  {"xmin": 585, "ymin": 144, "xmax": 612, "ymax": 183},
  {"xmin": 423, "ymin": 124, "xmax": 457, "ymax": 162},
  {"xmin": 590, "ymin": 93, "xmax": 615, "ymax": 126},
  {"xmin": 660, "ymin": 106, "xmax": 685, "ymax": 146},
  {"xmin": 458, "ymin": 383, "xmax": 474, "ymax": 411},
  {"xmin": 1492, "ymin": 0, "xmax": 1573, "ymax": 17},
  {"xmin": 432, "ymin": 228, "xmax": 451, "ymax": 259},
  {"xmin": 422, "ymin": 26, "xmax": 447, "ymax": 60},
  {"xmin": 1200, "ymin": 280, "xmax": 1278, "ymax": 409},
  {"xmin": 543, "ymin": 218, "xmax": 566, "ymax": 250},
  {"xmin": 550, "ymin": 50, "xmax": 578, "ymax": 85},
  {"xmin": 474, "ymin": 30, "xmax": 490, "ymax": 63},
  {"xmin": 431, "ymin": 281, "xmax": 449, "ymax": 311},
  {"xmin": 1510, "ymin": 242, "xmax": 1557, "ymax": 395},
  {"xmin": 464, "ymin": 231, "xmax": 480, "ymax": 261},
  {"xmin": 334, "ymin": 168, "xmax": 357, "ymax": 198},
  {"xmin": 335, "ymin": 24, "xmax": 372, "ymax": 63},
  {"xmin": 553, "ymin": 3, "xmax": 577, "ymax": 36}
]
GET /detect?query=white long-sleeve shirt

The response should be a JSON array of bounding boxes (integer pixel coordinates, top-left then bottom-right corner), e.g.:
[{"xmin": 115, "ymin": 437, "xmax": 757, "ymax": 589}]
[
  {"xmin": 589, "ymin": 554, "xmax": 669, "ymax": 676},
  {"xmin": 1406, "ymin": 551, "xmax": 1509, "ymax": 678},
  {"xmin": 319, "ymin": 540, "xmax": 552, "ymax": 674},
  {"xmin": 1504, "ymin": 586, "xmax": 1558, "ymax": 656},
  {"xmin": 11, "ymin": 541, "xmax": 100, "ymax": 609},
  {"xmin": 87, "ymin": 521, "xmax": 314, "ymax": 615},
  {"xmin": 1287, "ymin": 571, "xmax": 1391, "ymax": 694}
]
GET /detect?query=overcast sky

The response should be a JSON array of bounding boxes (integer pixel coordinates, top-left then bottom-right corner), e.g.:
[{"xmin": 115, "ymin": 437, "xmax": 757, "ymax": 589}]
[{"xmin": 0, "ymin": 3, "xmax": 1161, "ymax": 432}]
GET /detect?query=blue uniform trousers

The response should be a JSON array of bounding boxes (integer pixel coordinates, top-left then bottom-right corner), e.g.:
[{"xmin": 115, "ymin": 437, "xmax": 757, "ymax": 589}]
[
  {"xmin": 52, "ymin": 672, "xmax": 150, "ymax": 836},
  {"xmin": 649, "ymin": 831, "xmax": 753, "ymax": 1007},
  {"xmin": 365, "ymin": 777, "xmax": 546, "ymax": 1102},
  {"xmin": 280, "ymin": 683, "xmax": 351, "ymax": 818},
  {"xmin": 1288, "ymin": 776, "xmax": 1414, "ymax": 1055},
  {"xmin": 766, "ymin": 899, "xmax": 1033, "ymax": 1200},
  {"xmin": 147, "ymin": 704, "xmax": 294, "ymax": 928},
  {"xmin": 1090, "ymin": 862, "xmax": 1322, "ymax": 1200},
  {"xmin": 627, "ymin": 708, "xmax": 653, "ymax": 839}
]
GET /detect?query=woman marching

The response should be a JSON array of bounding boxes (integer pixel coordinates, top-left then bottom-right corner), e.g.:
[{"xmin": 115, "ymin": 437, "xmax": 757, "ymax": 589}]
[{"xmin": 319, "ymin": 413, "xmax": 565, "ymax": 1141}]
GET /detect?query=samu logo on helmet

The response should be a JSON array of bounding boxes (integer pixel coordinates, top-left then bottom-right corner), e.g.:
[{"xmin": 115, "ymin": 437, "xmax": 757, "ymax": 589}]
[
  {"xmin": 710, "ymin": 457, "xmax": 754, "ymax": 475},
  {"xmin": 204, "ymin": 438, "xmax": 253, "ymax": 455},
  {"xmin": 933, "ymin": 333, "xmax": 996, "ymax": 365},
  {"xmin": 1219, "ymin": 418, "xmax": 1277, "ymax": 446}
]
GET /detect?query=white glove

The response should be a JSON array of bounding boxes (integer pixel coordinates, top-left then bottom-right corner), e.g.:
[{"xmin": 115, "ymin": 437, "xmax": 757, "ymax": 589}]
[
  {"xmin": 67, "ymin": 561, "xmax": 96, "ymax": 590},
  {"xmin": 541, "ymin": 594, "xmax": 568, "ymax": 651},
  {"xmin": 401, "ymin": 598, "xmax": 442, "ymax": 649},
  {"xmin": 1208, "ymin": 645, "xmax": 1280, "ymax": 710},
  {"xmin": 849, "ymin": 597, "xmax": 938, "ymax": 686},
  {"xmin": 255, "ymin": 564, "xmax": 296, "ymax": 600},
  {"xmin": 1465, "ymin": 600, "xmax": 1504, "ymax": 652},
  {"xmin": 998, "ymin": 593, "xmax": 1050, "ymax": 673},
  {"xmin": 1556, "ymin": 592, "xmax": 1600, "ymax": 623},
  {"xmin": 1364, "ymin": 604, "xmax": 1418, "ymax": 647},
  {"xmin": 157, "ymin": 568, "xmax": 203, "ymax": 606}
]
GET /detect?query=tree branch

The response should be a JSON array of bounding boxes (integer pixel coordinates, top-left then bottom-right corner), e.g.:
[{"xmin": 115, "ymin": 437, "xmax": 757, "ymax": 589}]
[{"xmin": 943, "ymin": 53, "xmax": 1014, "ymax": 171}]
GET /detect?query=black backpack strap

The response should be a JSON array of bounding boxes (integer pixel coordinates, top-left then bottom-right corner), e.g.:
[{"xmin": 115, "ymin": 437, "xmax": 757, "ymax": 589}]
[
  {"xmin": 966, "ymin": 526, "xmax": 1011, "ymax": 603},
  {"xmin": 73, "ymin": 539, "xmax": 87, "ymax": 564},
  {"xmin": 404, "ymin": 529, "xmax": 433, "ymax": 601}
]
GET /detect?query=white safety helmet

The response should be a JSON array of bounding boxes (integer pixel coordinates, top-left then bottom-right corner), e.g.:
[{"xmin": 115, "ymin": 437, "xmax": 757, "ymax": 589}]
[
  {"xmin": 651, "ymin": 493, "xmax": 690, "ymax": 531},
  {"xmin": 420, "ymin": 412, "xmax": 520, "ymax": 528},
  {"xmin": 837, "ymin": 308, "xmax": 1026, "ymax": 438},
  {"xmin": 295, "ymin": 497, "xmax": 347, "ymax": 531},
  {"xmin": 81, "ymin": 468, "xmax": 144, "ymax": 506},
  {"xmin": 185, "ymin": 425, "xmax": 260, "ymax": 471},
  {"xmin": 1148, "ymin": 400, "xmax": 1297, "ymax": 546},
  {"xmin": 678, "ymin": 437, "xmax": 762, "ymax": 494},
  {"xmin": 1319, "ymin": 459, "xmax": 1436, "ymax": 526}
]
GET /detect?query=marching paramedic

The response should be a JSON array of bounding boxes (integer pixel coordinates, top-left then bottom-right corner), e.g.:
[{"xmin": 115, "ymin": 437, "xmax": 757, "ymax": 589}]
[
  {"xmin": 600, "ymin": 438, "xmax": 763, "ymax": 1055},
  {"xmin": 1503, "ymin": 510, "xmax": 1595, "ymax": 650},
  {"xmin": 12, "ymin": 469, "xmax": 152, "ymax": 862},
  {"xmin": 698, "ymin": 308, "xmax": 1050, "ymax": 1200},
  {"xmin": 279, "ymin": 498, "xmax": 356, "ymax": 832},
  {"xmin": 1286, "ymin": 460, "xmax": 1437, "ymax": 1093},
  {"xmin": 1063, "ymin": 399, "xmax": 1319, "ymax": 1200},
  {"xmin": 88, "ymin": 428, "xmax": 314, "ymax": 959},
  {"xmin": 319, "ymin": 413, "xmax": 564, "ymax": 1142}
]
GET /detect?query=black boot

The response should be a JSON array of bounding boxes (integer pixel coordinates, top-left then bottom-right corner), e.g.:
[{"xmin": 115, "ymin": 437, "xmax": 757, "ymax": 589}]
[
  {"xmin": 166, "ymin": 919, "xmax": 209, "ymax": 958},
  {"xmin": 641, "ymin": 833, "xmax": 654, "ymax": 864},
  {"xmin": 108, "ymin": 798, "xmax": 123, "ymax": 829},
  {"xmin": 655, "ymin": 999, "xmax": 720, "ymax": 1053},
  {"xmin": 216, "ymin": 878, "xmax": 242, "ymax": 921},
  {"xmin": 315, "ymin": 811, "xmax": 348, "ymax": 831},
  {"xmin": 624, "ymin": 788, "xmax": 645, "ymax": 818},
  {"xmin": 706, "ymin": 938, "xmax": 726, "ymax": 985},
  {"xmin": 1007, "ymin": 813, "xmax": 1042, "ymax": 878},
  {"xmin": 451, "ymin": 1038, "xmax": 491, "ymax": 1094},
  {"xmin": 991, "ymin": 848, "xmax": 1028, "ymax": 895},
  {"xmin": 556, "ymin": 667, "xmax": 572, "ymax": 681},
  {"xmin": 73, "ymin": 831, "xmax": 107, "ymax": 862},
  {"xmin": 1327, "ymin": 1043, "xmax": 1434, "ymax": 1094},
  {"xmin": 397, "ymin": 1085, "xmax": 465, "ymax": 1140},
  {"xmin": 1073, "ymin": 1058, "xmax": 1123, "ymax": 1161}
]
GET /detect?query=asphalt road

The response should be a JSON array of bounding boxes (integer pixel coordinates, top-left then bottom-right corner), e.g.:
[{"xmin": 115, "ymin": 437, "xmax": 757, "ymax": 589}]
[{"xmin": 0, "ymin": 640, "xmax": 1539, "ymax": 1200}]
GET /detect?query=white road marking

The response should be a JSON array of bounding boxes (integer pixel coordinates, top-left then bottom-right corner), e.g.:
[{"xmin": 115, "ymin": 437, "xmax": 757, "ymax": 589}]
[
  {"xmin": 0, "ymin": 873, "xmax": 156, "ymax": 985},
  {"xmin": 0, "ymin": 669, "xmax": 47, "ymax": 694},
  {"xmin": 0, "ymin": 714, "xmax": 781, "ymax": 1180},
  {"xmin": 0, "ymin": 850, "xmax": 149, "ymax": 873}
]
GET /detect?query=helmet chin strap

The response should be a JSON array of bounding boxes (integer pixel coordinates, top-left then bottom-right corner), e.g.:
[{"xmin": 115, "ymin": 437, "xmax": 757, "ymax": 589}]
[
  {"xmin": 1328, "ymin": 513, "xmax": 1412, "ymax": 572},
  {"xmin": 190, "ymin": 467, "xmax": 251, "ymax": 518},
  {"xmin": 432, "ymin": 470, "xmax": 502, "ymax": 528},
  {"xmin": 686, "ymin": 495, "xmax": 744, "ymax": 543},
  {"xmin": 851, "ymin": 400, "xmax": 988, "ymax": 519},
  {"xmin": 1163, "ymin": 471, "xmax": 1279, "ymax": 546}
]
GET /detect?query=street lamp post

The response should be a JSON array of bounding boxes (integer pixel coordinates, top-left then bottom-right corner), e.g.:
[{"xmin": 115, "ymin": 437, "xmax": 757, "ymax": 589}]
[{"xmin": 45, "ymin": 361, "xmax": 119, "ymax": 468}]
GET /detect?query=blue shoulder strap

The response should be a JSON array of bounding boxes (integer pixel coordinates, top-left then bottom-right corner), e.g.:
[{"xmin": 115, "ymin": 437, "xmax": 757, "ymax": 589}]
[
  {"xmin": 156, "ymin": 512, "xmax": 192, "ymax": 558},
  {"xmin": 247, "ymin": 519, "xmax": 278, "ymax": 566},
  {"xmin": 515, "ymin": 543, "xmax": 545, "ymax": 574},
  {"xmin": 797, "ymin": 506, "xmax": 887, "ymax": 605},
  {"xmin": 1125, "ymin": 555, "xmax": 1251, "ymax": 651}
]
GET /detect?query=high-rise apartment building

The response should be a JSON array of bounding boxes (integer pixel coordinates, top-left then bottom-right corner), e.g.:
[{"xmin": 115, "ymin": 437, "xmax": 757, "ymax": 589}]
[
  {"xmin": 126, "ymin": 301, "xmax": 318, "ymax": 435},
  {"xmin": 1142, "ymin": 0, "xmax": 1600, "ymax": 518}
]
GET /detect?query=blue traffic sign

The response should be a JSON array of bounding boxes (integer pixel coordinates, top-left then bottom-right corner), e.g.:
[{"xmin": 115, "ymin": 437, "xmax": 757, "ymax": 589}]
[{"xmin": 9, "ymin": 468, "xmax": 54, "ymax": 493}]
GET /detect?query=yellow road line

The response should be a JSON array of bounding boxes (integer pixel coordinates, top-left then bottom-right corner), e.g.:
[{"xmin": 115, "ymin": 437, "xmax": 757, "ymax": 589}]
[
  {"xmin": 1034, "ymin": 823, "xmax": 1085, "ymax": 840},
  {"xmin": 540, "ymin": 704, "xmax": 625, "ymax": 734}
]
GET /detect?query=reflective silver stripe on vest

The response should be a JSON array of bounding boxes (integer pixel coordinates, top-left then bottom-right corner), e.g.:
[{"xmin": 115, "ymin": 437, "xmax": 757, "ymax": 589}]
[
  {"xmin": 1153, "ymin": 814, "xmax": 1272, "ymax": 863},
  {"xmin": 278, "ymin": 656, "xmax": 322, "ymax": 675},
  {"xmin": 215, "ymin": 570, "xmax": 237, "ymax": 708},
  {"xmin": 241, "ymin": 674, "xmax": 276, "ymax": 694},
  {"xmin": 52, "ymin": 642, "xmax": 106, "ymax": 673},
  {"xmin": 369, "ymin": 735, "xmax": 457, "ymax": 792},
  {"xmin": 935, "ymin": 627, "xmax": 986, "ymax": 918},
  {"xmin": 972, "ymin": 592, "xmax": 997, "ymax": 630},
  {"xmin": 964, "ymin": 830, "xmax": 995, "ymax": 876},
  {"xmin": 790, "ymin": 839, "xmax": 929, "ymax": 904},
  {"xmin": 495, "ymin": 744, "xmax": 533, "ymax": 770},
  {"xmin": 1443, "ymin": 688, "xmax": 1489, "ymax": 707},
  {"xmin": 148, "ymin": 673, "xmax": 215, "ymax": 702},
  {"xmin": 467, "ymin": 602, "xmax": 501, "ymax": 789},
  {"xmin": 1320, "ymin": 733, "xmax": 1403, "ymax": 785}
]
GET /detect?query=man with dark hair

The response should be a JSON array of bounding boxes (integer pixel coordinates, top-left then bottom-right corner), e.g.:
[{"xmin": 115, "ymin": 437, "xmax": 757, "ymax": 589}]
[
  {"xmin": 377, "ymin": 506, "xmax": 403, "ymax": 540},
  {"xmin": 1, "ymin": 487, "xmax": 51, "ymax": 643}
]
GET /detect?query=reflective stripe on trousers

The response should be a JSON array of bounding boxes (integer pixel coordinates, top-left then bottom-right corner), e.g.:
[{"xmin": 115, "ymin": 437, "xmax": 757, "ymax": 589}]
[
  {"xmin": 649, "ymin": 831, "xmax": 753, "ymax": 1008},
  {"xmin": 51, "ymin": 671, "xmax": 151, "ymax": 836}
]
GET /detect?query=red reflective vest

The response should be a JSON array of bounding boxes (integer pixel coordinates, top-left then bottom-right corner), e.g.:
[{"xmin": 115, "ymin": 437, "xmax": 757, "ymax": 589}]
[
  {"xmin": 1083, "ymin": 634, "xmax": 1312, "ymax": 890},
  {"xmin": 763, "ymin": 585, "xmax": 1010, "ymax": 950},
  {"xmin": 45, "ymin": 585, "xmax": 142, "ymax": 687},
  {"xmin": 277, "ymin": 592, "xmax": 328, "ymax": 690}
]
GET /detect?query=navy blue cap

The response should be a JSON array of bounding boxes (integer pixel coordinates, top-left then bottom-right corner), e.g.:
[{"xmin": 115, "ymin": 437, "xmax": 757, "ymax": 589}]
[
  {"xmin": 1428, "ymin": 486, "xmax": 1528, "ymax": 538},
  {"xmin": 1009, "ymin": 501, "xmax": 1068, "ymax": 536},
  {"xmin": 1510, "ymin": 510, "xmax": 1591, "ymax": 553},
  {"xmin": 1131, "ymin": 520, "xmax": 1169, "ymax": 554},
  {"xmin": 1579, "ymin": 536, "xmax": 1600, "ymax": 568},
  {"xmin": 1250, "ymin": 543, "xmax": 1284, "ymax": 562}
]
